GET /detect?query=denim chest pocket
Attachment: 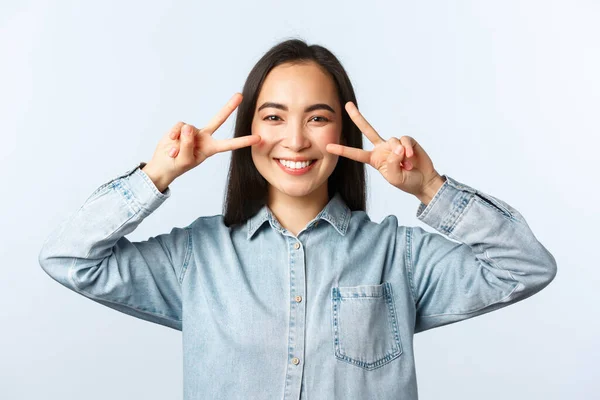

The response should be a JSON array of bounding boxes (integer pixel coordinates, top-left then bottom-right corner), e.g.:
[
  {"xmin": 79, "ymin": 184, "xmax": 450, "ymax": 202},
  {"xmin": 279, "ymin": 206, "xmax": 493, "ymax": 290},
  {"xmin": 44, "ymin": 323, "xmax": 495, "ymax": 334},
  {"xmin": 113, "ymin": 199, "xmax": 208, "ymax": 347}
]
[{"xmin": 331, "ymin": 282, "xmax": 403, "ymax": 370}]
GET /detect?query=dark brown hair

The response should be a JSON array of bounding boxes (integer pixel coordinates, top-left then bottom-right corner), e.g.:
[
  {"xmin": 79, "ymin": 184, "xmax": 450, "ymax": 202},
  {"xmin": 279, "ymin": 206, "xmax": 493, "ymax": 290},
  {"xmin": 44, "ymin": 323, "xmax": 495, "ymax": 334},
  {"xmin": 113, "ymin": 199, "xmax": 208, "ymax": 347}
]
[{"xmin": 223, "ymin": 38, "xmax": 366, "ymax": 227}]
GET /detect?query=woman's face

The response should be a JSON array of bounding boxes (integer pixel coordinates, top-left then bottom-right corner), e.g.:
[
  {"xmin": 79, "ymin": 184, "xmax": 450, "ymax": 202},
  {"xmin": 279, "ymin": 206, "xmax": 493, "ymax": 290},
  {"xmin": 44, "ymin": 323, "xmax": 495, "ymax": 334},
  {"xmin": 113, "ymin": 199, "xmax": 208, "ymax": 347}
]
[{"xmin": 251, "ymin": 61, "xmax": 342, "ymax": 201}]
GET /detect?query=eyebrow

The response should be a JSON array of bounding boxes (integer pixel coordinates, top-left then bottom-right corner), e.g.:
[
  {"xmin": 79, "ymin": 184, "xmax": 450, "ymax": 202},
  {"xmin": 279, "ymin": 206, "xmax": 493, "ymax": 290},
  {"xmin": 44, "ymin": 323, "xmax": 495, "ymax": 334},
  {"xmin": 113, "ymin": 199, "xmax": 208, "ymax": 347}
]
[{"xmin": 257, "ymin": 102, "xmax": 336, "ymax": 113}]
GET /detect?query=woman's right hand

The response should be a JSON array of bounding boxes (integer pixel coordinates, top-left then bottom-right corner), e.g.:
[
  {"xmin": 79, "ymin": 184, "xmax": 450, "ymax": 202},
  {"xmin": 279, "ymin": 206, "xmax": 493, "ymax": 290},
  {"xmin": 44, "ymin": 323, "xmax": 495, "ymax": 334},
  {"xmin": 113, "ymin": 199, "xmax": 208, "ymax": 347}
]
[{"xmin": 141, "ymin": 93, "xmax": 260, "ymax": 192}]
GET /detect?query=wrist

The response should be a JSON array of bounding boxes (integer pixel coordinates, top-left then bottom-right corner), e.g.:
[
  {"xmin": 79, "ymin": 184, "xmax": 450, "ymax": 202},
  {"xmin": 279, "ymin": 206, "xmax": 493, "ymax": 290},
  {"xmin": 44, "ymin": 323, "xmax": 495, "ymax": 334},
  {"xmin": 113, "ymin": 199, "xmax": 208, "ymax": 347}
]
[
  {"xmin": 141, "ymin": 164, "xmax": 173, "ymax": 193},
  {"xmin": 416, "ymin": 173, "xmax": 446, "ymax": 206}
]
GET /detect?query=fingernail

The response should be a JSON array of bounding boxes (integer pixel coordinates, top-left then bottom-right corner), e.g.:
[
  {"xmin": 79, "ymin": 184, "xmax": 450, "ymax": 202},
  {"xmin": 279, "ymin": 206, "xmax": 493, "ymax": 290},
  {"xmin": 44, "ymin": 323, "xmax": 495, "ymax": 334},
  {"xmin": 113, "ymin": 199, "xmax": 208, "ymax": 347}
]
[
  {"xmin": 184, "ymin": 125, "xmax": 191, "ymax": 136},
  {"xmin": 169, "ymin": 147, "xmax": 176, "ymax": 157},
  {"xmin": 394, "ymin": 145, "xmax": 403, "ymax": 155}
]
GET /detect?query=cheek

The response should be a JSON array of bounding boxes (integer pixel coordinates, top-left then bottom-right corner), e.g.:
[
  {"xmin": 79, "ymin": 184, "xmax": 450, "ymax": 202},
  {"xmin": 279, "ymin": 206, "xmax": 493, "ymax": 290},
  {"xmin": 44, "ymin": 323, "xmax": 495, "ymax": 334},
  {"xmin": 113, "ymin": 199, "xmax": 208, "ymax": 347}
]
[
  {"xmin": 318, "ymin": 127, "xmax": 341, "ymax": 168},
  {"xmin": 251, "ymin": 134, "xmax": 274, "ymax": 161},
  {"xmin": 251, "ymin": 124, "xmax": 276, "ymax": 152},
  {"xmin": 318, "ymin": 126, "xmax": 342, "ymax": 149},
  {"xmin": 254, "ymin": 139, "xmax": 266, "ymax": 151}
]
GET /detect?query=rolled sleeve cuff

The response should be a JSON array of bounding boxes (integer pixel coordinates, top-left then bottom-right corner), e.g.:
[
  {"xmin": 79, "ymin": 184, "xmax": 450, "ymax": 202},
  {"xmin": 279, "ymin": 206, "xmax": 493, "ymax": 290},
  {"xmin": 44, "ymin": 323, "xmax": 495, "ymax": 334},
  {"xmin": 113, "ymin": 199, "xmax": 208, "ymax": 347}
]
[
  {"xmin": 116, "ymin": 162, "xmax": 171, "ymax": 215},
  {"xmin": 416, "ymin": 175, "xmax": 478, "ymax": 236}
]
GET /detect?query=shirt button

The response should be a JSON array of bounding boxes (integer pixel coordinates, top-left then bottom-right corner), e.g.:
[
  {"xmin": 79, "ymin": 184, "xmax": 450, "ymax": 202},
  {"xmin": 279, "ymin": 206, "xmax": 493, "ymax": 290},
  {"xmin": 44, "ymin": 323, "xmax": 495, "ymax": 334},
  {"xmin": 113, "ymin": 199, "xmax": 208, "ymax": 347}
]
[
  {"xmin": 293, "ymin": 242, "xmax": 300, "ymax": 250},
  {"xmin": 291, "ymin": 357, "xmax": 300, "ymax": 365},
  {"xmin": 295, "ymin": 295, "xmax": 302, "ymax": 303}
]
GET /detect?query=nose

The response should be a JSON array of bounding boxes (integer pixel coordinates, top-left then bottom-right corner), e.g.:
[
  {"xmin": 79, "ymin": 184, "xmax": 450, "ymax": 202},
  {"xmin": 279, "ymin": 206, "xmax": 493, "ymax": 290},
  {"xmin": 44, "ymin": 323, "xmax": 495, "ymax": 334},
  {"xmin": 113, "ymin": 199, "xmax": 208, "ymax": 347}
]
[{"xmin": 281, "ymin": 121, "xmax": 311, "ymax": 152}]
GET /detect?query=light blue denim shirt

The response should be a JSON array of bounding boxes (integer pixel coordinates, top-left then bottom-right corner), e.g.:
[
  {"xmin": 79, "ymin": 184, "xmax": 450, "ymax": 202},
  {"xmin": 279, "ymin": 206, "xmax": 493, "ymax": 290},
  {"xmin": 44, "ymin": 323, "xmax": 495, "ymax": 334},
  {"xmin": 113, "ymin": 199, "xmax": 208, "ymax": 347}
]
[{"xmin": 39, "ymin": 162, "xmax": 557, "ymax": 400}]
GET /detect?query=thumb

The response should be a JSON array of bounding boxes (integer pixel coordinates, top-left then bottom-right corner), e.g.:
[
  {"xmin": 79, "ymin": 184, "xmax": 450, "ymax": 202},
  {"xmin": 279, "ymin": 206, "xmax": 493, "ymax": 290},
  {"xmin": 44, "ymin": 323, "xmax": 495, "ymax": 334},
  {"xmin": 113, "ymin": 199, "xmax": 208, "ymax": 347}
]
[{"xmin": 386, "ymin": 144, "xmax": 405, "ymax": 177}]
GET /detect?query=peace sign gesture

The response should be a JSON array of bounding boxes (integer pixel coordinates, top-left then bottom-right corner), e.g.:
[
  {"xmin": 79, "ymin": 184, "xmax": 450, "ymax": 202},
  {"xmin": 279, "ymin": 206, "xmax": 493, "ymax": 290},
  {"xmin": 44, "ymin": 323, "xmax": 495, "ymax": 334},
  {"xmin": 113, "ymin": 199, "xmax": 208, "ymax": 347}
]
[
  {"xmin": 326, "ymin": 102, "xmax": 442, "ymax": 198},
  {"xmin": 143, "ymin": 93, "xmax": 261, "ymax": 192}
]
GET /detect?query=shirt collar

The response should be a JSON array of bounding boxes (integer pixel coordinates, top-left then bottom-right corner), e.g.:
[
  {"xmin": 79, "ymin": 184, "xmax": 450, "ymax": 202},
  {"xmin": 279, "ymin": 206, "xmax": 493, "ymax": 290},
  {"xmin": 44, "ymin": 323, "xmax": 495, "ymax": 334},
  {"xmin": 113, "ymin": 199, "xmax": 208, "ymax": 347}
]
[{"xmin": 246, "ymin": 192, "xmax": 351, "ymax": 240}]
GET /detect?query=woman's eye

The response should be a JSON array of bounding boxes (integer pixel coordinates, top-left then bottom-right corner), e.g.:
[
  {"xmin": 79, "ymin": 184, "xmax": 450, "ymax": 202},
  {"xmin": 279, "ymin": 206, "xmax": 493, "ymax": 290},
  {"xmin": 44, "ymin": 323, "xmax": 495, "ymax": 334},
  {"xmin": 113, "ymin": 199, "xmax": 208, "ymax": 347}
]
[
  {"xmin": 264, "ymin": 115, "xmax": 281, "ymax": 121},
  {"xmin": 310, "ymin": 116, "xmax": 330, "ymax": 123}
]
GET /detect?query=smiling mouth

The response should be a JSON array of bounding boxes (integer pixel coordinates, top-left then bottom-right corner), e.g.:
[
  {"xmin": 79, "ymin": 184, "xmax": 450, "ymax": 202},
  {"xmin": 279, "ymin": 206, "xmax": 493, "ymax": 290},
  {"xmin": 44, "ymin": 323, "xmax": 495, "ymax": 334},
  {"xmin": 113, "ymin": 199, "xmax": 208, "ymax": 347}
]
[
  {"xmin": 275, "ymin": 158, "xmax": 317, "ymax": 169},
  {"xmin": 274, "ymin": 158, "xmax": 318, "ymax": 175}
]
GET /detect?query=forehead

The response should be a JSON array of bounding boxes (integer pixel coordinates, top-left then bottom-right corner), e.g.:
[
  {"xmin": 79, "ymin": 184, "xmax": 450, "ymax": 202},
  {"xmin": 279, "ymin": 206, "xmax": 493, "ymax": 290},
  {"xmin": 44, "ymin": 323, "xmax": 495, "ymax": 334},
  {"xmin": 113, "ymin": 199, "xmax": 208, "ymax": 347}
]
[{"xmin": 257, "ymin": 62, "xmax": 339, "ymax": 107}]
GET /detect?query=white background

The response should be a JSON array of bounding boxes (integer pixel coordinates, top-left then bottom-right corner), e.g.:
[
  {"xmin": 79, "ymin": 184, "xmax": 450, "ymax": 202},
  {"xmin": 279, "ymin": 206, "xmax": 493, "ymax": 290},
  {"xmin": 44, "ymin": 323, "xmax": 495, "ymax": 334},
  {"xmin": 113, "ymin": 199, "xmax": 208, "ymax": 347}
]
[{"xmin": 1, "ymin": 0, "xmax": 597, "ymax": 399}]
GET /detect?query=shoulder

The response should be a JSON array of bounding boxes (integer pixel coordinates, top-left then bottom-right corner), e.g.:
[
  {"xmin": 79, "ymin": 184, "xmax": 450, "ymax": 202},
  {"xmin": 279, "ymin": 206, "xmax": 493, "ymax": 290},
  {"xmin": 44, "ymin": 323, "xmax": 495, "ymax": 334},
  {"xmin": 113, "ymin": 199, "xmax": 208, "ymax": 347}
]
[
  {"xmin": 188, "ymin": 214, "xmax": 225, "ymax": 227},
  {"xmin": 187, "ymin": 213, "xmax": 256, "ymax": 233},
  {"xmin": 347, "ymin": 210, "xmax": 411, "ymax": 239},
  {"xmin": 186, "ymin": 214, "xmax": 238, "ymax": 235}
]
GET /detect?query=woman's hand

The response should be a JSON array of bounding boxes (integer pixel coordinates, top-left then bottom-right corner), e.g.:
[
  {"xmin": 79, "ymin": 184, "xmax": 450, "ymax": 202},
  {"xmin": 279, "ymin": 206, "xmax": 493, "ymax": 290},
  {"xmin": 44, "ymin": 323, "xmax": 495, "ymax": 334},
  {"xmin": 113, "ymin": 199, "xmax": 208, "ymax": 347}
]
[
  {"xmin": 142, "ymin": 93, "xmax": 261, "ymax": 191},
  {"xmin": 326, "ymin": 101, "xmax": 443, "ymax": 200}
]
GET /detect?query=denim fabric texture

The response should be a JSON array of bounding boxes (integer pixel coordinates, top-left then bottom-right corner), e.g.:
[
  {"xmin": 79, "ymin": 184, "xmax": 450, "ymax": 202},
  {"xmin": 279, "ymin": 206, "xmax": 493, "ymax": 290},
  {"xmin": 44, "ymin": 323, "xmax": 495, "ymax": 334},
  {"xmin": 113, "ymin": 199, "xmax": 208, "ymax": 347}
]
[{"xmin": 39, "ymin": 162, "xmax": 557, "ymax": 400}]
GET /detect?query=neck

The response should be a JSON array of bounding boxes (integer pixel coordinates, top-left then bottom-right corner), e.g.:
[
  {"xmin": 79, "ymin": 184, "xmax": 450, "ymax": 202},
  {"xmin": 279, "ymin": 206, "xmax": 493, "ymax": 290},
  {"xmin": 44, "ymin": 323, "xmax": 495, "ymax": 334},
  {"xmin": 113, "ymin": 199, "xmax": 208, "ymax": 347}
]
[{"xmin": 267, "ymin": 184, "xmax": 329, "ymax": 237}]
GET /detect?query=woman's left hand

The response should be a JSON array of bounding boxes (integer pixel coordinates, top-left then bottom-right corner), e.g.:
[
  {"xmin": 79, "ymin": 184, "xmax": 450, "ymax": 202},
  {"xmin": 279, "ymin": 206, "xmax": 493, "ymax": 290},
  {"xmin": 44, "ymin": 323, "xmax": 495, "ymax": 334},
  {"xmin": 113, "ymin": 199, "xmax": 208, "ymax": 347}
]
[{"xmin": 326, "ymin": 101, "xmax": 442, "ymax": 198}]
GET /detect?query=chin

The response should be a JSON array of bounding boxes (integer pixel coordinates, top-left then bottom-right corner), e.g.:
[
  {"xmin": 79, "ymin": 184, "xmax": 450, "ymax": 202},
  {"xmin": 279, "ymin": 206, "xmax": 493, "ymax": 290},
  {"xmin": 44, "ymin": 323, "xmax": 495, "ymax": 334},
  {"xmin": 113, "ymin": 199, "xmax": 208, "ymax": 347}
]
[
  {"xmin": 276, "ymin": 185, "xmax": 316, "ymax": 198},
  {"xmin": 270, "ymin": 179, "xmax": 325, "ymax": 198}
]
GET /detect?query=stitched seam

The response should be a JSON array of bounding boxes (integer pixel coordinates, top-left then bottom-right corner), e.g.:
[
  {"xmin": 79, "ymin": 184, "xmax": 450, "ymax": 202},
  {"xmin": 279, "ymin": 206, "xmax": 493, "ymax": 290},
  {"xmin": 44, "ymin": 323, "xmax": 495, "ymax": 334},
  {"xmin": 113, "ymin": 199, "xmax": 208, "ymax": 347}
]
[
  {"xmin": 179, "ymin": 227, "xmax": 193, "ymax": 285},
  {"xmin": 333, "ymin": 283, "xmax": 403, "ymax": 370},
  {"xmin": 68, "ymin": 265, "xmax": 182, "ymax": 322},
  {"xmin": 419, "ymin": 282, "xmax": 520, "ymax": 318},
  {"xmin": 71, "ymin": 276, "xmax": 182, "ymax": 322},
  {"xmin": 445, "ymin": 193, "xmax": 474, "ymax": 238},
  {"xmin": 67, "ymin": 265, "xmax": 182, "ymax": 322},
  {"xmin": 135, "ymin": 167, "xmax": 169, "ymax": 200},
  {"xmin": 405, "ymin": 227, "xmax": 418, "ymax": 305},
  {"xmin": 283, "ymin": 238, "xmax": 296, "ymax": 398},
  {"xmin": 385, "ymin": 283, "xmax": 403, "ymax": 354},
  {"xmin": 331, "ymin": 287, "xmax": 340, "ymax": 359},
  {"xmin": 111, "ymin": 180, "xmax": 142, "ymax": 215},
  {"xmin": 418, "ymin": 180, "xmax": 448, "ymax": 220},
  {"xmin": 341, "ymin": 206, "xmax": 351, "ymax": 234},
  {"xmin": 335, "ymin": 351, "xmax": 401, "ymax": 370}
]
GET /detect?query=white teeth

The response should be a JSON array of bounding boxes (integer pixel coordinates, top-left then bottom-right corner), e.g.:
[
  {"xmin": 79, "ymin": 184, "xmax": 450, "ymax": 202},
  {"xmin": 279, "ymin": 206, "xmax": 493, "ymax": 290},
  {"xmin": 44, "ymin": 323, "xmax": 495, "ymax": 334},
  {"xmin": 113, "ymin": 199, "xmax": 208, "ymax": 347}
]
[{"xmin": 278, "ymin": 159, "xmax": 314, "ymax": 169}]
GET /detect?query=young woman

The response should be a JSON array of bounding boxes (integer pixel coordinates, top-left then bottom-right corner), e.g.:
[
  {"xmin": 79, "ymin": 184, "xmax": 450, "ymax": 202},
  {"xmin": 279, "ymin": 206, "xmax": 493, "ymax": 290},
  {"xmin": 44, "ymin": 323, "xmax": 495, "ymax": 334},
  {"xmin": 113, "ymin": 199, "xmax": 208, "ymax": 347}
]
[{"xmin": 39, "ymin": 39, "xmax": 557, "ymax": 399}]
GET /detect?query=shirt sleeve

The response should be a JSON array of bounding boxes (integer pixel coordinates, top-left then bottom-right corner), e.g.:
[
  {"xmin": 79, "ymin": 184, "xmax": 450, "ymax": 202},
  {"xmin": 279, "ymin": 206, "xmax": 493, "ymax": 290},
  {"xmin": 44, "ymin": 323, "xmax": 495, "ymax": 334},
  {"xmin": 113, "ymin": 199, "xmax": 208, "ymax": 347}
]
[
  {"xmin": 38, "ymin": 162, "xmax": 191, "ymax": 331},
  {"xmin": 406, "ymin": 175, "xmax": 557, "ymax": 333}
]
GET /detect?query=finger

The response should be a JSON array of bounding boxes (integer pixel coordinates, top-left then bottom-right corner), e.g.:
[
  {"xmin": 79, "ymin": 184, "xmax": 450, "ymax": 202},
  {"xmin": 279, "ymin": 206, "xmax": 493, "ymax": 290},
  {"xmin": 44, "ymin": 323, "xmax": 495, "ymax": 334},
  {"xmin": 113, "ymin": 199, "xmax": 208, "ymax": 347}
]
[
  {"xmin": 211, "ymin": 134, "xmax": 262, "ymax": 154},
  {"xmin": 392, "ymin": 144, "xmax": 405, "ymax": 159},
  {"xmin": 168, "ymin": 145, "xmax": 179, "ymax": 158},
  {"xmin": 178, "ymin": 122, "xmax": 197, "ymax": 163},
  {"xmin": 388, "ymin": 137, "xmax": 409, "ymax": 166},
  {"xmin": 169, "ymin": 124, "xmax": 198, "ymax": 153},
  {"xmin": 388, "ymin": 137, "xmax": 402, "ymax": 153},
  {"xmin": 326, "ymin": 143, "xmax": 371, "ymax": 164},
  {"xmin": 203, "ymin": 93, "xmax": 243, "ymax": 135},
  {"xmin": 399, "ymin": 135, "xmax": 416, "ymax": 158},
  {"xmin": 169, "ymin": 121, "xmax": 186, "ymax": 140},
  {"xmin": 389, "ymin": 137, "xmax": 413, "ymax": 169},
  {"xmin": 391, "ymin": 144, "xmax": 413, "ymax": 169},
  {"xmin": 344, "ymin": 102, "xmax": 384, "ymax": 145},
  {"xmin": 387, "ymin": 146, "xmax": 405, "ymax": 176}
]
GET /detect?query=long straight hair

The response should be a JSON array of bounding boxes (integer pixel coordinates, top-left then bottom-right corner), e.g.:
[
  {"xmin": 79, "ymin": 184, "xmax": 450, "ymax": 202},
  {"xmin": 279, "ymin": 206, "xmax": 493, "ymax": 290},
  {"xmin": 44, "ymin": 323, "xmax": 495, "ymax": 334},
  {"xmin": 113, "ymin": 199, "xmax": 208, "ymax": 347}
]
[{"xmin": 223, "ymin": 39, "xmax": 366, "ymax": 227}]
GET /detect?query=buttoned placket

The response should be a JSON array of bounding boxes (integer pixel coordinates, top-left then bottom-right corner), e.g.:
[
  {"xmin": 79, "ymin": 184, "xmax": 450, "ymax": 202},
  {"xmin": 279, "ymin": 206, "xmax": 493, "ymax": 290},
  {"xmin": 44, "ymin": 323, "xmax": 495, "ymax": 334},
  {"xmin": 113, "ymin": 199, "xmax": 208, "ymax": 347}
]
[{"xmin": 283, "ymin": 234, "xmax": 307, "ymax": 400}]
